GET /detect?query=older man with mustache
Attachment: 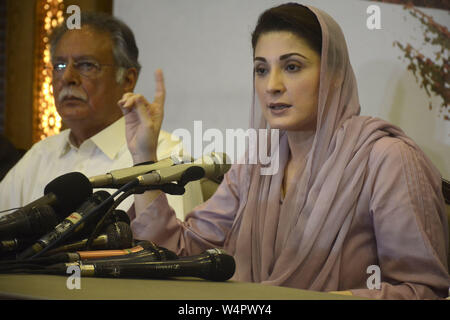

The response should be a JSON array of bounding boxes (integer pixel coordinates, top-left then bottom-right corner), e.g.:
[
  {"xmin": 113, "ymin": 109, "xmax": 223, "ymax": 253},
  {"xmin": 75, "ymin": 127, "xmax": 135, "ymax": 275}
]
[{"xmin": 0, "ymin": 12, "xmax": 203, "ymax": 220}]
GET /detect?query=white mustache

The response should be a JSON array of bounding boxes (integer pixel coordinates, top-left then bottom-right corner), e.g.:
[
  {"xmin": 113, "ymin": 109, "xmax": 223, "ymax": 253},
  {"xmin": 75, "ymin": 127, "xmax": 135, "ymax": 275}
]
[{"xmin": 58, "ymin": 87, "xmax": 88, "ymax": 103}]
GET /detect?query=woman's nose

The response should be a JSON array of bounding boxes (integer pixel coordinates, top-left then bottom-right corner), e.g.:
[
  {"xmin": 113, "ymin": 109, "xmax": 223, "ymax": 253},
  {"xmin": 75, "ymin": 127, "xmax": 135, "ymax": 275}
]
[{"xmin": 266, "ymin": 69, "xmax": 285, "ymax": 95}]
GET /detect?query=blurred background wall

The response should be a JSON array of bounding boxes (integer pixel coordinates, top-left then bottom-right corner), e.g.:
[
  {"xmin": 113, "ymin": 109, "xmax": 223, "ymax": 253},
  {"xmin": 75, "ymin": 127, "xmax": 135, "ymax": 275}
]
[{"xmin": 2, "ymin": 0, "xmax": 449, "ymax": 179}]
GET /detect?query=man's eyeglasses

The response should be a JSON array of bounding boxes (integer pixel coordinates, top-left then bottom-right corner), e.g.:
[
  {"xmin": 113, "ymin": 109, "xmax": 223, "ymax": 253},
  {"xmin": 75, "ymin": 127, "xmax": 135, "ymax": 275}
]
[{"xmin": 51, "ymin": 60, "xmax": 115, "ymax": 79}]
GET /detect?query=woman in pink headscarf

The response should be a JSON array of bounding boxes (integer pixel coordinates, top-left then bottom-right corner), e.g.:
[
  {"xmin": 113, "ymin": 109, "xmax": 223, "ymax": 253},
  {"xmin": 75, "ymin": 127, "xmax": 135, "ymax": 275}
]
[{"xmin": 119, "ymin": 3, "xmax": 449, "ymax": 299}]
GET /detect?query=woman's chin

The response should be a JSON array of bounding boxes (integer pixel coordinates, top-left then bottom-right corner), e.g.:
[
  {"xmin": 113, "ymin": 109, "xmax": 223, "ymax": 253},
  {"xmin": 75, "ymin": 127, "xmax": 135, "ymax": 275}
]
[
  {"xmin": 267, "ymin": 120, "xmax": 315, "ymax": 132},
  {"xmin": 266, "ymin": 118, "xmax": 298, "ymax": 131}
]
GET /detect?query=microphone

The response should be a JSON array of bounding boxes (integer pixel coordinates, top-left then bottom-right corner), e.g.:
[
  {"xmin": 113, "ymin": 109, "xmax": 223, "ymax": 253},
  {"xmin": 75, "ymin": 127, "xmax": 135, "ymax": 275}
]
[
  {"xmin": 45, "ymin": 221, "xmax": 133, "ymax": 255},
  {"xmin": 17, "ymin": 190, "xmax": 111, "ymax": 260},
  {"xmin": 0, "ymin": 172, "xmax": 93, "ymax": 240},
  {"xmin": 74, "ymin": 241, "xmax": 178, "ymax": 262},
  {"xmin": 137, "ymin": 153, "xmax": 231, "ymax": 186},
  {"xmin": 53, "ymin": 241, "xmax": 177, "ymax": 264},
  {"xmin": 0, "ymin": 245, "xmax": 146, "ymax": 268},
  {"xmin": 88, "ymin": 154, "xmax": 189, "ymax": 188},
  {"xmin": 65, "ymin": 209, "xmax": 131, "ymax": 242},
  {"xmin": 0, "ymin": 238, "xmax": 34, "ymax": 256},
  {"xmin": 0, "ymin": 242, "xmax": 177, "ymax": 270},
  {"xmin": 49, "ymin": 248, "xmax": 235, "ymax": 281},
  {"xmin": 78, "ymin": 241, "xmax": 179, "ymax": 263},
  {"xmin": 103, "ymin": 209, "xmax": 130, "ymax": 225},
  {"xmin": 0, "ymin": 205, "xmax": 58, "ymax": 241}
]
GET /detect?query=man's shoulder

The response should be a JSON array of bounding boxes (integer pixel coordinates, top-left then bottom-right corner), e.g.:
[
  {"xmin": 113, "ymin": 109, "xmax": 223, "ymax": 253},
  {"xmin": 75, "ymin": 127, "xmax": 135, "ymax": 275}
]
[
  {"xmin": 15, "ymin": 130, "xmax": 69, "ymax": 164},
  {"xmin": 0, "ymin": 130, "xmax": 70, "ymax": 185},
  {"xmin": 30, "ymin": 129, "xmax": 70, "ymax": 150}
]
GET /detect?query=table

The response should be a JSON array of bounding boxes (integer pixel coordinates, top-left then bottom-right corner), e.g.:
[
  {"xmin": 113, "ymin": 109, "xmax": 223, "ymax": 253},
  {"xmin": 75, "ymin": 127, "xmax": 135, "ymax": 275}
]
[{"xmin": 0, "ymin": 274, "xmax": 364, "ymax": 300}]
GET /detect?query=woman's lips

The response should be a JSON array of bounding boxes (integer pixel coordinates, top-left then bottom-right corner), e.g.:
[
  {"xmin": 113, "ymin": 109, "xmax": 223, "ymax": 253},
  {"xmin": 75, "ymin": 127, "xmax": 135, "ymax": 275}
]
[{"xmin": 268, "ymin": 103, "xmax": 292, "ymax": 115}]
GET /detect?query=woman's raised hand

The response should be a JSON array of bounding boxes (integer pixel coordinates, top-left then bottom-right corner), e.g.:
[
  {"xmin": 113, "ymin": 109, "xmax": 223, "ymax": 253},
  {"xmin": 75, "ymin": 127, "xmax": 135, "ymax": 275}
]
[{"xmin": 118, "ymin": 69, "xmax": 165, "ymax": 164}]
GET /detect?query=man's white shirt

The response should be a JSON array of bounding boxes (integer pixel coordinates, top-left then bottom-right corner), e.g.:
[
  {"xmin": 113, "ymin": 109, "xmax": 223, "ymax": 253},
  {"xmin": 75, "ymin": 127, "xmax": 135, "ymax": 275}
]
[{"xmin": 0, "ymin": 117, "xmax": 203, "ymax": 219}]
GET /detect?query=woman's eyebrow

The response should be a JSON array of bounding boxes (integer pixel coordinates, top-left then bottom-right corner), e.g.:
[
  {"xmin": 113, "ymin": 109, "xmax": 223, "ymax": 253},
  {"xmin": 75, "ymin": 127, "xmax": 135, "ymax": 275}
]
[
  {"xmin": 254, "ymin": 52, "xmax": 308, "ymax": 62},
  {"xmin": 279, "ymin": 52, "xmax": 308, "ymax": 60}
]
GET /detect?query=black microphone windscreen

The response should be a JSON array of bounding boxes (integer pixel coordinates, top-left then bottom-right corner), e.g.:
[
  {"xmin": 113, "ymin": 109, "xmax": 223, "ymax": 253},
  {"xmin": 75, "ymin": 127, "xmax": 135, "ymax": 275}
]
[
  {"xmin": 208, "ymin": 249, "xmax": 236, "ymax": 281},
  {"xmin": 105, "ymin": 210, "xmax": 130, "ymax": 226},
  {"xmin": 44, "ymin": 172, "xmax": 93, "ymax": 215},
  {"xmin": 104, "ymin": 222, "xmax": 133, "ymax": 249},
  {"xmin": 182, "ymin": 166, "xmax": 205, "ymax": 182}
]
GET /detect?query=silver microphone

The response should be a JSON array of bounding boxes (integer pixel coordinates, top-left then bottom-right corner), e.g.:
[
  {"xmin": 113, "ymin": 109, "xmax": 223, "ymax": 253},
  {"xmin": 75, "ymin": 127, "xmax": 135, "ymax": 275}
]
[
  {"xmin": 88, "ymin": 154, "xmax": 189, "ymax": 188},
  {"xmin": 137, "ymin": 153, "xmax": 231, "ymax": 186}
]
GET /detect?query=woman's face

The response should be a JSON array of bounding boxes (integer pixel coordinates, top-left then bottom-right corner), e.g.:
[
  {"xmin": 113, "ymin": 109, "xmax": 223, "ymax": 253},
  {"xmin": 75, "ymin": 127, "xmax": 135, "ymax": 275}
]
[{"xmin": 254, "ymin": 31, "xmax": 321, "ymax": 131}]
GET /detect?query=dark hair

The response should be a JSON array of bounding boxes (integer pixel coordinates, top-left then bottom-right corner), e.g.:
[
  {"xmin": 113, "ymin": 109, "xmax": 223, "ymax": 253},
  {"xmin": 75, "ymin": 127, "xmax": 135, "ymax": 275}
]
[
  {"xmin": 251, "ymin": 3, "xmax": 322, "ymax": 55},
  {"xmin": 49, "ymin": 12, "xmax": 141, "ymax": 75}
]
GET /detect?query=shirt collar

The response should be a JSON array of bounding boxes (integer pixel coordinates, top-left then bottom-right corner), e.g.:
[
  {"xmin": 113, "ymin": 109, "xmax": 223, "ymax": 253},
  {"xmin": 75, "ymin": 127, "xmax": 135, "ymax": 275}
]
[
  {"xmin": 59, "ymin": 117, "xmax": 126, "ymax": 160},
  {"xmin": 59, "ymin": 130, "xmax": 73, "ymax": 157}
]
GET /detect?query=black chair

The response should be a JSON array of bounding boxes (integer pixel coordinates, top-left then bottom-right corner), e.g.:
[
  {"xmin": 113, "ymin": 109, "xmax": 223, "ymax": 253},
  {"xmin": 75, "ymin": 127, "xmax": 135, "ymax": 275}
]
[
  {"xmin": 443, "ymin": 178, "xmax": 450, "ymax": 275},
  {"xmin": 0, "ymin": 134, "xmax": 26, "ymax": 181},
  {"xmin": 443, "ymin": 178, "xmax": 450, "ymax": 205}
]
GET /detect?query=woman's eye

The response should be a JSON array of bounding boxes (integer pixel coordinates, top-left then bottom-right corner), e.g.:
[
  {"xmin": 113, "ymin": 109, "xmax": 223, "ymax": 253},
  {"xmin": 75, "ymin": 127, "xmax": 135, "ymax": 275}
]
[
  {"xmin": 254, "ymin": 66, "xmax": 268, "ymax": 76},
  {"xmin": 285, "ymin": 63, "xmax": 301, "ymax": 72}
]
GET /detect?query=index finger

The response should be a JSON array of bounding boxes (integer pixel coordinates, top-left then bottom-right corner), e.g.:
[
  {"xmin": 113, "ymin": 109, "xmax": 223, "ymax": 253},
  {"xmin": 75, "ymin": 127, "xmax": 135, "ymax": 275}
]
[{"xmin": 153, "ymin": 69, "xmax": 165, "ymax": 107}]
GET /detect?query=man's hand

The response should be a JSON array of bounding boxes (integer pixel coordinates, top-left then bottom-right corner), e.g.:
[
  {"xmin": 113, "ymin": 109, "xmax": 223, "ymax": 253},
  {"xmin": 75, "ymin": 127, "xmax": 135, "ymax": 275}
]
[{"xmin": 118, "ymin": 69, "xmax": 165, "ymax": 164}]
